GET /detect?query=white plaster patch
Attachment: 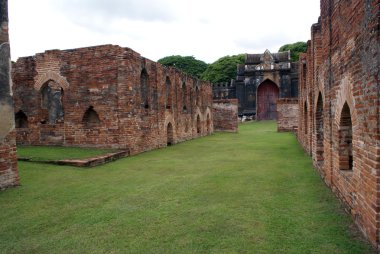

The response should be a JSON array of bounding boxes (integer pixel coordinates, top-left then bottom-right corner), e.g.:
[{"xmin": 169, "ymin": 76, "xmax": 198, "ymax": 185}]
[{"xmin": 0, "ymin": 101, "xmax": 14, "ymax": 140}]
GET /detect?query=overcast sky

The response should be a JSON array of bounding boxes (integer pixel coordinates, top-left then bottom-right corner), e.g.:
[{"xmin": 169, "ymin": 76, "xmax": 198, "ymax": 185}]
[{"xmin": 8, "ymin": 0, "xmax": 320, "ymax": 63}]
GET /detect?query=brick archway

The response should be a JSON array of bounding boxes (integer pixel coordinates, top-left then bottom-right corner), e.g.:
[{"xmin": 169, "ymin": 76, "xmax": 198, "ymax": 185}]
[
  {"xmin": 256, "ymin": 79, "xmax": 279, "ymax": 120},
  {"xmin": 315, "ymin": 92, "xmax": 324, "ymax": 166},
  {"xmin": 334, "ymin": 77, "xmax": 358, "ymax": 172},
  {"xmin": 34, "ymin": 71, "xmax": 69, "ymax": 91}
]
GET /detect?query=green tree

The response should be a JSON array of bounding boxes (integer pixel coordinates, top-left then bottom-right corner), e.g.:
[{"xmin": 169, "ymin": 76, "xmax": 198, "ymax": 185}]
[
  {"xmin": 157, "ymin": 55, "xmax": 208, "ymax": 79},
  {"xmin": 279, "ymin": 41, "xmax": 307, "ymax": 62},
  {"xmin": 201, "ymin": 54, "xmax": 245, "ymax": 84}
]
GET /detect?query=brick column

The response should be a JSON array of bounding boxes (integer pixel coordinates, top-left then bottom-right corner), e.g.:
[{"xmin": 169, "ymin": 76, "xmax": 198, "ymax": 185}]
[{"xmin": 0, "ymin": 0, "xmax": 19, "ymax": 189}]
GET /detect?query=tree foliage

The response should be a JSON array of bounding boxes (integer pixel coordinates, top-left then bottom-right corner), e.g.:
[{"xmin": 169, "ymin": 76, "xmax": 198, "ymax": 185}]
[
  {"xmin": 279, "ymin": 41, "xmax": 307, "ymax": 62},
  {"xmin": 157, "ymin": 55, "xmax": 208, "ymax": 79},
  {"xmin": 201, "ymin": 54, "xmax": 245, "ymax": 84}
]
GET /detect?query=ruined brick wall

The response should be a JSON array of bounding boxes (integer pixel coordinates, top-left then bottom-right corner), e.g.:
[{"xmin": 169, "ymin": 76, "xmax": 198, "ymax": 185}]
[
  {"xmin": 212, "ymin": 99, "xmax": 238, "ymax": 132},
  {"xmin": 298, "ymin": 0, "xmax": 380, "ymax": 248},
  {"xmin": 0, "ymin": 0, "xmax": 19, "ymax": 190},
  {"xmin": 277, "ymin": 98, "xmax": 298, "ymax": 132},
  {"xmin": 12, "ymin": 45, "xmax": 214, "ymax": 154}
]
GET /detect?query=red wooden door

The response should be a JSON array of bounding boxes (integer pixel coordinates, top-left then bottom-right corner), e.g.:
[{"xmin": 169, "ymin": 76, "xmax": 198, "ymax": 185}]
[{"xmin": 257, "ymin": 80, "xmax": 279, "ymax": 120}]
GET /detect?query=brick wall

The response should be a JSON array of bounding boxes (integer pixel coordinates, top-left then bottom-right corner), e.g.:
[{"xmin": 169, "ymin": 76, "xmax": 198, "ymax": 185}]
[
  {"xmin": 0, "ymin": 131, "xmax": 19, "ymax": 189},
  {"xmin": 277, "ymin": 98, "xmax": 299, "ymax": 132},
  {"xmin": 12, "ymin": 45, "xmax": 214, "ymax": 155},
  {"xmin": 0, "ymin": 0, "xmax": 19, "ymax": 190},
  {"xmin": 298, "ymin": 0, "xmax": 380, "ymax": 248},
  {"xmin": 212, "ymin": 99, "xmax": 238, "ymax": 132}
]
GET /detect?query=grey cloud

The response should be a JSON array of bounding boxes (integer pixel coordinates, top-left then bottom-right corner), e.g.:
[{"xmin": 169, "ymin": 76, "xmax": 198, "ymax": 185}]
[{"xmin": 52, "ymin": 0, "xmax": 176, "ymax": 25}]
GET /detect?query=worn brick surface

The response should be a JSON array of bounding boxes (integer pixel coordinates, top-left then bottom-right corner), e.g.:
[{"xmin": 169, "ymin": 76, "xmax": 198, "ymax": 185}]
[
  {"xmin": 0, "ymin": 0, "xmax": 19, "ymax": 190},
  {"xmin": 298, "ymin": 0, "xmax": 380, "ymax": 248},
  {"xmin": 212, "ymin": 99, "xmax": 238, "ymax": 132},
  {"xmin": 12, "ymin": 45, "xmax": 214, "ymax": 155},
  {"xmin": 277, "ymin": 98, "xmax": 299, "ymax": 132}
]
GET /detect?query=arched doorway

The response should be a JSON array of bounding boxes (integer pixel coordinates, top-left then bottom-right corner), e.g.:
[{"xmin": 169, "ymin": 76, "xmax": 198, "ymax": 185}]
[
  {"xmin": 256, "ymin": 80, "xmax": 279, "ymax": 120},
  {"xmin": 167, "ymin": 122, "xmax": 174, "ymax": 146},
  {"xmin": 315, "ymin": 93, "xmax": 324, "ymax": 165}
]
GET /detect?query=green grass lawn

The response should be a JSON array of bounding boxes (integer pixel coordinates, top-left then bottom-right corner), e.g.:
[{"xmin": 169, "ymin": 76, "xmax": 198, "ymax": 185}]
[
  {"xmin": 17, "ymin": 146, "xmax": 116, "ymax": 161},
  {"xmin": 0, "ymin": 121, "xmax": 374, "ymax": 253}
]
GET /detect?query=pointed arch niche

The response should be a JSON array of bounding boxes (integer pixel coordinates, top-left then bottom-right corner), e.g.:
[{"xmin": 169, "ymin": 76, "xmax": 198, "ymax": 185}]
[
  {"xmin": 315, "ymin": 92, "xmax": 324, "ymax": 165},
  {"xmin": 338, "ymin": 102, "xmax": 353, "ymax": 171},
  {"xmin": 82, "ymin": 106, "xmax": 101, "ymax": 128},
  {"xmin": 141, "ymin": 69, "xmax": 149, "ymax": 109}
]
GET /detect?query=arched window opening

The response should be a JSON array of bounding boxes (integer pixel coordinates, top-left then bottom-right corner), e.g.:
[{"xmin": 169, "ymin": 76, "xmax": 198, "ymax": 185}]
[
  {"xmin": 197, "ymin": 115, "xmax": 201, "ymax": 134},
  {"xmin": 315, "ymin": 93, "xmax": 324, "ymax": 164},
  {"xmin": 41, "ymin": 85, "xmax": 49, "ymax": 109},
  {"xmin": 141, "ymin": 69, "xmax": 149, "ymax": 109},
  {"xmin": 195, "ymin": 86, "xmax": 200, "ymax": 107},
  {"xmin": 40, "ymin": 80, "xmax": 64, "ymax": 124},
  {"xmin": 166, "ymin": 77, "xmax": 172, "ymax": 109},
  {"xmin": 167, "ymin": 122, "xmax": 174, "ymax": 146},
  {"xmin": 339, "ymin": 102, "xmax": 353, "ymax": 171},
  {"xmin": 190, "ymin": 90, "xmax": 193, "ymax": 108},
  {"xmin": 15, "ymin": 110, "xmax": 28, "ymax": 128},
  {"xmin": 182, "ymin": 82, "xmax": 187, "ymax": 111},
  {"xmin": 82, "ymin": 106, "xmax": 101, "ymax": 127},
  {"xmin": 304, "ymin": 101, "xmax": 308, "ymax": 135}
]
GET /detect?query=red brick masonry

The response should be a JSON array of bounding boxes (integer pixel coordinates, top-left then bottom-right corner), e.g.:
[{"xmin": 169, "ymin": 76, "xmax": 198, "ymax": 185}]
[
  {"xmin": 0, "ymin": 0, "xmax": 19, "ymax": 190},
  {"xmin": 212, "ymin": 99, "xmax": 238, "ymax": 132},
  {"xmin": 12, "ymin": 45, "xmax": 214, "ymax": 155},
  {"xmin": 297, "ymin": 0, "xmax": 380, "ymax": 248},
  {"xmin": 277, "ymin": 98, "xmax": 299, "ymax": 132}
]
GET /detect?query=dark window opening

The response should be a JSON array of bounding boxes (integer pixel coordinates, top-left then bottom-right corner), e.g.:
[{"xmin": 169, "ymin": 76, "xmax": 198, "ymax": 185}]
[
  {"xmin": 166, "ymin": 77, "xmax": 172, "ymax": 109},
  {"xmin": 40, "ymin": 80, "xmax": 64, "ymax": 124},
  {"xmin": 315, "ymin": 93, "xmax": 324, "ymax": 164},
  {"xmin": 82, "ymin": 106, "xmax": 101, "ymax": 127},
  {"xmin": 304, "ymin": 101, "xmax": 308, "ymax": 135},
  {"xmin": 197, "ymin": 115, "xmax": 201, "ymax": 134},
  {"xmin": 167, "ymin": 122, "xmax": 174, "ymax": 146},
  {"xmin": 141, "ymin": 69, "xmax": 149, "ymax": 109},
  {"xmin": 339, "ymin": 102, "xmax": 353, "ymax": 171},
  {"xmin": 15, "ymin": 110, "xmax": 28, "ymax": 128}
]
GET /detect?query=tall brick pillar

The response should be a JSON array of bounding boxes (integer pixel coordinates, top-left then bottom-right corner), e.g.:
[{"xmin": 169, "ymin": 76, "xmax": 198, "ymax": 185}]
[{"xmin": 0, "ymin": 0, "xmax": 19, "ymax": 189}]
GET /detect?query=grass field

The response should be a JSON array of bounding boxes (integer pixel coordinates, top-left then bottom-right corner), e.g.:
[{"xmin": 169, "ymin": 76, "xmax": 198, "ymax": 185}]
[
  {"xmin": 0, "ymin": 121, "xmax": 374, "ymax": 253},
  {"xmin": 17, "ymin": 146, "xmax": 116, "ymax": 161}
]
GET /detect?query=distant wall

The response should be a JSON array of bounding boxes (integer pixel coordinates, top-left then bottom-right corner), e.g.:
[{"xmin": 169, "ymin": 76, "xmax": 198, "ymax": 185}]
[
  {"xmin": 12, "ymin": 44, "xmax": 214, "ymax": 154},
  {"xmin": 212, "ymin": 99, "xmax": 238, "ymax": 132},
  {"xmin": 277, "ymin": 98, "xmax": 298, "ymax": 132}
]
